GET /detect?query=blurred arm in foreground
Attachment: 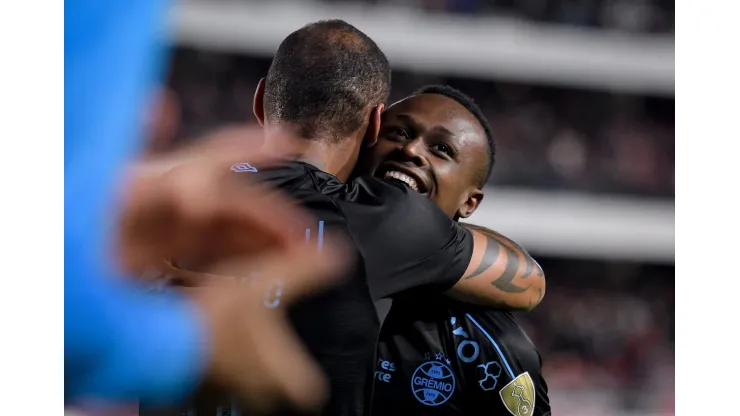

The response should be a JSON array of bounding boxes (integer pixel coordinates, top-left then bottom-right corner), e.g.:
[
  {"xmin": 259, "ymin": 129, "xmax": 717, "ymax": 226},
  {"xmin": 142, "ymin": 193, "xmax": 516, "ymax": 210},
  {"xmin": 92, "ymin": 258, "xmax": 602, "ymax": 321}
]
[
  {"xmin": 65, "ymin": 1, "xmax": 346, "ymax": 413},
  {"xmin": 69, "ymin": 126, "xmax": 348, "ymax": 413}
]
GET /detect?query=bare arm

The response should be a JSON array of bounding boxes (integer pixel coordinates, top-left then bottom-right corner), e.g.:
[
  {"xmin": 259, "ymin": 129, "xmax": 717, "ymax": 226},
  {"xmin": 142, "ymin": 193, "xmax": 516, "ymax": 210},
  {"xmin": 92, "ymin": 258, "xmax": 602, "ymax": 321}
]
[{"xmin": 445, "ymin": 224, "xmax": 546, "ymax": 311}]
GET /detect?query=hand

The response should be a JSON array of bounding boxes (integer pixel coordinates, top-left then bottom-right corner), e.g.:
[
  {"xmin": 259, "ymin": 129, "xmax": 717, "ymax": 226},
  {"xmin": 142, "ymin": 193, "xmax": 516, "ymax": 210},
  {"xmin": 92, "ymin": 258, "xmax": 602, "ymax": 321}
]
[
  {"xmin": 187, "ymin": 237, "xmax": 348, "ymax": 414},
  {"xmin": 116, "ymin": 125, "xmax": 308, "ymax": 275},
  {"xmin": 116, "ymin": 124, "xmax": 351, "ymax": 413}
]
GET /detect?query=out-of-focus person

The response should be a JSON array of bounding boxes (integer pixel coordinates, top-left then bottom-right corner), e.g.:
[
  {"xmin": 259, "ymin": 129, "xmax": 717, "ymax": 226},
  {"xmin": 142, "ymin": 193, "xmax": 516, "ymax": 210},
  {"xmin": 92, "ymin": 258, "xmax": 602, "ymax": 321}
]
[{"xmin": 65, "ymin": 2, "xmax": 348, "ymax": 414}]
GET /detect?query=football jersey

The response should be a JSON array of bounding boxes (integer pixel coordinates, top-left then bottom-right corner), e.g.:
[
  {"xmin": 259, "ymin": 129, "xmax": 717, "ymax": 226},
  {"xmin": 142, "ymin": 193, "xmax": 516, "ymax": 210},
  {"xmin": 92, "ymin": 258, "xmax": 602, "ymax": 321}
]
[
  {"xmin": 373, "ymin": 297, "xmax": 551, "ymax": 416},
  {"xmin": 154, "ymin": 161, "xmax": 475, "ymax": 416}
]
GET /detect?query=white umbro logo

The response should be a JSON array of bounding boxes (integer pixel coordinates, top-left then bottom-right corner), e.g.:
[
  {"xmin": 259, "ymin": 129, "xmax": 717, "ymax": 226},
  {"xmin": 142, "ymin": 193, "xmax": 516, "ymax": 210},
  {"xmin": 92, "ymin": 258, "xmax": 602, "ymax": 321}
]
[{"xmin": 231, "ymin": 162, "xmax": 259, "ymax": 173}]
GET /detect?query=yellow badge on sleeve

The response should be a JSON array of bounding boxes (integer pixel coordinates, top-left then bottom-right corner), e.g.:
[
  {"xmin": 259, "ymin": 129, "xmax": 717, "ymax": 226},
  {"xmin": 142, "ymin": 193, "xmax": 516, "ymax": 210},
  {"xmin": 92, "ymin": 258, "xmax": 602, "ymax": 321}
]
[{"xmin": 499, "ymin": 372, "xmax": 535, "ymax": 416}]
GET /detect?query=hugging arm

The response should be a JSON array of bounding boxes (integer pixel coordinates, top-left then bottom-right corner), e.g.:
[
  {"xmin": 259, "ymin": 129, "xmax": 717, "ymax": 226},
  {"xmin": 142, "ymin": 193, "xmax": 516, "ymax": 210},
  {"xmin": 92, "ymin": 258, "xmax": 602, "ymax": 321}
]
[{"xmin": 445, "ymin": 224, "xmax": 546, "ymax": 311}]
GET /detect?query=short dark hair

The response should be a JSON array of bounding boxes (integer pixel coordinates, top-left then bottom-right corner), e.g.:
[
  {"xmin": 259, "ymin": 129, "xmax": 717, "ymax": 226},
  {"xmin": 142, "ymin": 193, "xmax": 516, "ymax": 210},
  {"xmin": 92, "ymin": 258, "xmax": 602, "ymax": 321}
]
[
  {"xmin": 264, "ymin": 20, "xmax": 391, "ymax": 142},
  {"xmin": 413, "ymin": 85, "xmax": 496, "ymax": 187}
]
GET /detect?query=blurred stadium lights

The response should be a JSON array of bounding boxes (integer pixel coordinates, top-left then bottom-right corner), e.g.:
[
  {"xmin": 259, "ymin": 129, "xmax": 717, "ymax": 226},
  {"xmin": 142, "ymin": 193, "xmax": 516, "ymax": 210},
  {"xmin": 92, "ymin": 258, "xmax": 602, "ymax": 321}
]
[
  {"xmin": 170, "ymin": 0, "xmax": 675, "ymax": 95},
  {"xmin": 463, "ymin": 188, "xmax": 674, "ymax": 262}
]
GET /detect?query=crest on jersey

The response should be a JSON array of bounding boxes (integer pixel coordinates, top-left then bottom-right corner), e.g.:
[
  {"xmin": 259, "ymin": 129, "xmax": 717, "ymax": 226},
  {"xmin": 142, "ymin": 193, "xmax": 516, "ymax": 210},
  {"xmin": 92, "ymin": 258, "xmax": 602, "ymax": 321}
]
[
  {"xmin": 499, "ymin": 372, "xmax": 535, "ymax": 416},
  {"xmin": 231, "ymin": 162, "xmax": 258, "ymax": 173},
  {"xmin": 410, "ymin": 360, "xmax": 456, "ymax": 406}
]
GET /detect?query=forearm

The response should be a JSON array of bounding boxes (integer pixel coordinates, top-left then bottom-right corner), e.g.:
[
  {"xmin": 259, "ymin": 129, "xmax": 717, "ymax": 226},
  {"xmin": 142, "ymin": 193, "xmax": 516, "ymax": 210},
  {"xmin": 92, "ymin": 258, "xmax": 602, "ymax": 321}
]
[
  {"xmin": 445, "ymin": 282, "xmax": 540, "ymax": 311},
  {"xmin": 446, "ymin": 223, "xmax": 546, "ymax": 311}
]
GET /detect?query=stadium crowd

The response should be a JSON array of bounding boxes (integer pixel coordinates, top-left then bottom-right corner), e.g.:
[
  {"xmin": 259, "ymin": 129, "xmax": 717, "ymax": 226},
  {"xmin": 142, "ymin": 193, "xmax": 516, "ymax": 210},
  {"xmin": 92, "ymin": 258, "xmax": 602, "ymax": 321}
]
[
  {"xmin": 523, "ymin": 259, "xmax": 674, "ymax": 414},
  {"xmin": 234, "ymin": 0, "xmax": 675, "ymax": 34},
  {"xmin": 167, "ymin": 48, "xmax": 675, "ymax": 197}
]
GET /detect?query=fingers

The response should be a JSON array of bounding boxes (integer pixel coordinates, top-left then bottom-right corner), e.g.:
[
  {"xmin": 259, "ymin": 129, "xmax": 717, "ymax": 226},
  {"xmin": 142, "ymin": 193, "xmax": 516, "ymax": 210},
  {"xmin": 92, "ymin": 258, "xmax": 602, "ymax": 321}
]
[
  {"xmin": 118, "ymin": 124, "xmax": 352, "ymax": 414},
  {"xmin": 184, "ymin": 239, "xmax": 349, "ymax": 414},
  {"xmin": 158, "ymin": 259, "xmax": 223, "ymax": 287},
  {"xmin": 173, "ymin": 175, "xmax": 312, "ymax": 256},
  {"xmin": 251, "ymin": 311, "xmax": 329, "ymax": 413},
  {"xmin": 174, "ymin": 237, "xmax": 350, "ymax": 413},
  {"xmin": 225, "ymin": 238, "xmax": 349, "ymax": 413},
  {"xmin": 164, "ymin": 228, "xmax": 352, "ymax": 305},
  {"xmin": 119, "ymin": 123, "xmax": 328, "ymax": 277},
  {"xmin": 204, "ymin": 232, "xmax": 351, "ymax": 306},
  {"xmin": 118, "ymin": 165, "xmax": 313, "ymax": 275},
  {"xmin": 133, "ymin": 124, "xmax": 265, "ymax": 176},
  {"xmin": 139, "ymin": 123, "xmax": 292, "ymax": 177},
  {"xmin": 159, "ymin": 234, "xmax": 350, "ymax": 413}
]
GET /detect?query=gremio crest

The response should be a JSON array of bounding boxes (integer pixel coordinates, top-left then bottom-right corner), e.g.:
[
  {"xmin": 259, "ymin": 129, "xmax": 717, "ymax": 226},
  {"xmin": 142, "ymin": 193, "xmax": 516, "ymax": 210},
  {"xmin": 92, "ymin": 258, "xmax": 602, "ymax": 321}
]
[{"xmin": 499, "ymin": 372, "xmax": 535, "ymax": 416}]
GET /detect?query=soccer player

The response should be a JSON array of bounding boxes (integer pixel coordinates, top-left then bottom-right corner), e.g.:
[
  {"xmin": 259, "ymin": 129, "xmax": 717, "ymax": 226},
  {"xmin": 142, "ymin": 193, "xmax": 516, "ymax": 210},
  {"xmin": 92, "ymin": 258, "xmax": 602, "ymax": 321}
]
[
  {"xmin": 364, "ymin": 85, "xmax": 551, "ymax": 416},
  {"xmin": 165, "ymin": 21, "xmax": 545, "ymax": 416}
]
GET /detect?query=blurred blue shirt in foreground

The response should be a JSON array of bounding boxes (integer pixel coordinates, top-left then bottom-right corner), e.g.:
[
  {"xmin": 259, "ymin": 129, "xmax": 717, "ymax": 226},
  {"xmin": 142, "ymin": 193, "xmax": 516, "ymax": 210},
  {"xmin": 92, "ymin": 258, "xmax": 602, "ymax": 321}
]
[{"xmin": 65, "ymin": 1, "xmax": 206, "ymax": 405}]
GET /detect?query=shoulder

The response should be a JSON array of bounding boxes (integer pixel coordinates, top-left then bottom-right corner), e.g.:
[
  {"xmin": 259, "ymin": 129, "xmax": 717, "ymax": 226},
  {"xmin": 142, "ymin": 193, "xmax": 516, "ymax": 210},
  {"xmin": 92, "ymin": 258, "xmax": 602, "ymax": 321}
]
[
  {"xmin": 346, "ymin": 176, "xmax": 423, "ymax": 205},
  {"xmin": 342, "ymin": 176, "xmax": 456, "ymax": 229}
]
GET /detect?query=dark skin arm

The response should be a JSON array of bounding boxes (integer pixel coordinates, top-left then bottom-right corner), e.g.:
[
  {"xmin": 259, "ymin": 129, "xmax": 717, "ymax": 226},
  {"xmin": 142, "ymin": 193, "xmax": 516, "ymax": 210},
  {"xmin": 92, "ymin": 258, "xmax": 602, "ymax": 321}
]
[
  {"xmin": 159, "ymin": 222, "xmax": 546, "ymax": 312},
  {"xmin": 446, "ymin": 224, "xmax": 546, "ymax": 311}
]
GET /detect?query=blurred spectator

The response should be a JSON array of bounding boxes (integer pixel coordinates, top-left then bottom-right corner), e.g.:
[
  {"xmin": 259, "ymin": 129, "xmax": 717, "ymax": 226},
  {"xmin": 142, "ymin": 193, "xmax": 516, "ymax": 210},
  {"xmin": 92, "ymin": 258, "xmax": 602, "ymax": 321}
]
[
  {"xmin": 258, "ymin": 0, "xmax": 675, "ymax": 33},
  {"xmin": 518, "ymin": 257, "xmax": 674, "ymax": 415},
  {"xmin": 166, "ymin": 49, "xmax": 675, "ymax": 197}
]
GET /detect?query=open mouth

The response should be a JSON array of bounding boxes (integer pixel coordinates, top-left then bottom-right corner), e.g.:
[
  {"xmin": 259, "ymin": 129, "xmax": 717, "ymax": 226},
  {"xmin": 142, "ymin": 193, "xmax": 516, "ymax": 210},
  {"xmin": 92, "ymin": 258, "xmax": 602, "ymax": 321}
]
[
  {"xmin": 379, "ymin": 166, "xmax": 431, "ymax": 197},
  {"xmin": 375, "ymin": 161, "xmax": 431, "ymax": 196},
  {"xmin": 384, "ymin": 170, "xmax": 420, "ymax": 192}
]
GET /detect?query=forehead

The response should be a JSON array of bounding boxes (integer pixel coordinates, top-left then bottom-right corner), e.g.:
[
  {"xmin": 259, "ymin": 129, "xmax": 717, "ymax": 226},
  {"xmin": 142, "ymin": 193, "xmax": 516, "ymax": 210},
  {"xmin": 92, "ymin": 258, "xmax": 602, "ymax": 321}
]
[{"xmin": 384, "ymin": 94, "xmax": 487, "ymax": 148}]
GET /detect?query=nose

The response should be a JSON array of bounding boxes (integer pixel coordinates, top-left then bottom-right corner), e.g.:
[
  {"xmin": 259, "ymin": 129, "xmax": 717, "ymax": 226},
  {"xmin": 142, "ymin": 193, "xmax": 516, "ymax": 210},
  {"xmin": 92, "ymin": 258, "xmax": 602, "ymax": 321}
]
[{"xmin": 399, "ymin": 138, "xmax": 429, "ymax": 167}]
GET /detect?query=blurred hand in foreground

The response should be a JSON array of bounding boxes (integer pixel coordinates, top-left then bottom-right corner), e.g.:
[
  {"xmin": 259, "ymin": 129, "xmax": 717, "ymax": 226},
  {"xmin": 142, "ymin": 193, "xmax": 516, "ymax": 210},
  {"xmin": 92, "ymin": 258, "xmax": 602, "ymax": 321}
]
[
  {"xmin": 183, "ymin": 240, "xmax": 347, "ymax": 414},
  {"xmin": 118, "ymin": 124, "xmax": 298, "ymax": 273},
  {"xmin": 116, "ymin": 125, "xmax": 349, "ymax": 413}
]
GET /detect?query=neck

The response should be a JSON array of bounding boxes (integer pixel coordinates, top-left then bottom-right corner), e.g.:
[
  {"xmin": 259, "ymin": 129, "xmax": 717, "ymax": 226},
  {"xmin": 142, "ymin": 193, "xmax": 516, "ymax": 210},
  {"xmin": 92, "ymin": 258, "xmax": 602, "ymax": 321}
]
[{"xmin": 260, "ymin": 124, "xmax": 362, "ymax": 182}]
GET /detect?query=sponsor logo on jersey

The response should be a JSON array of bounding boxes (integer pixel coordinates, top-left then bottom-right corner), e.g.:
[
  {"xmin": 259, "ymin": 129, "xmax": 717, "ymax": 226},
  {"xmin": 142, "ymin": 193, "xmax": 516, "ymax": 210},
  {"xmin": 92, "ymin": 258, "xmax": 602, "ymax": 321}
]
[
  {"xmin": 499, "ymin": 372, "xmax": 535, "ymax": 416},
  {"xmin": 410, "ymin": 360, "xmax": 455, "ymax": 406},
  {"xmin": 450, "ymin": 316, "xmax": 481, "ymax": 362},
  {"xmin": 375, "ymin": 358, "xmax": 396, "ymax": 383},
  {"xmin": 477, "ymin": 360, "xmax": 503, "ymax": 391},
  {"xmin": 230, "ymin": 162, "xmax": 258, "ymax": 173}
]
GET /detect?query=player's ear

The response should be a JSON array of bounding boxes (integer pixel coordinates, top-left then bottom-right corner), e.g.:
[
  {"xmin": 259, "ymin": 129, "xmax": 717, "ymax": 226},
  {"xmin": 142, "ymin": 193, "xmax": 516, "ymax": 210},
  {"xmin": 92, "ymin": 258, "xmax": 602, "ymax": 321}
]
[
  {"xmin": 457, "ymin": 188, "xmax": 484, "ymax": 219},
  {"xmin": 363, "ymin": 103, "xmax": 384, "ymax": 148},
  {"xmin": 253, "ymin": 78, "xmax": 266, "ymax": 126}
]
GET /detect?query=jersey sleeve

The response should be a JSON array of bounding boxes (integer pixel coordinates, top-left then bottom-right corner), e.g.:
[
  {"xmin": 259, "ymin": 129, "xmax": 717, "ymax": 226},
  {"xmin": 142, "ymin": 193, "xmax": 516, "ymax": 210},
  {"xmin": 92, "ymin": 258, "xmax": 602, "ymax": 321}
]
[
  {"xmin": 338, "ymin": 178, "xmax": 474, "ymax": 300},
  {"xmin": 457, "ymin": 311, "xmax": 551, "ymax": 416}
]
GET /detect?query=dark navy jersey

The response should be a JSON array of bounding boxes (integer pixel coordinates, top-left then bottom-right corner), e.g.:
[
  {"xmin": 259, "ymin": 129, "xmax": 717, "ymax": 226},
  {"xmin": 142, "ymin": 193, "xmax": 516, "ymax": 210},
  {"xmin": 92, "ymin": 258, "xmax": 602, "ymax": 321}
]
[
  {"xmin": 253, "ymin": 161, "xmax": 474, "ymax": 301},
  {"xmin": 372, "ymin": 297, "xmax": 550, "ymax": 416},
  {"xmin": 158, "ymin": 161, "xmax": 475, "ymax": 416}
]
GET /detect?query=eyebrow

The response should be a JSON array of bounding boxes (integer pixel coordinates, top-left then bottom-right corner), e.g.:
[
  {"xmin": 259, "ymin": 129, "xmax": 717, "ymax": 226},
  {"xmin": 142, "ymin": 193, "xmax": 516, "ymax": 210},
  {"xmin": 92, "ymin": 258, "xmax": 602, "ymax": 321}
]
[{"xmin": 396, "ymin": 113, "xmax": 456, "ymax": 138}]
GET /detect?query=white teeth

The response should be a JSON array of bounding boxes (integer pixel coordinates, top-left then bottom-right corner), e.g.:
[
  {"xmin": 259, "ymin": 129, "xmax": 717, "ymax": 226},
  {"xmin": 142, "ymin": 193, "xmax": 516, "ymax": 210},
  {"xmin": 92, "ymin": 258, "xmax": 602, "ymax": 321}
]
[{"xmin": 384, "ymin": 170, "xmax": 419, "ymax": 192}]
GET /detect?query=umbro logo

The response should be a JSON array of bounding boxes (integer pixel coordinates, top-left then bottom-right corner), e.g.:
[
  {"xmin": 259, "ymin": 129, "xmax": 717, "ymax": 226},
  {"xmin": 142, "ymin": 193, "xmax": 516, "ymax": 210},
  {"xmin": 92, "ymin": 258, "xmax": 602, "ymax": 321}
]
[{"xmin": 231, "ymin": 162, "xmax": 259, "ymax": 173}]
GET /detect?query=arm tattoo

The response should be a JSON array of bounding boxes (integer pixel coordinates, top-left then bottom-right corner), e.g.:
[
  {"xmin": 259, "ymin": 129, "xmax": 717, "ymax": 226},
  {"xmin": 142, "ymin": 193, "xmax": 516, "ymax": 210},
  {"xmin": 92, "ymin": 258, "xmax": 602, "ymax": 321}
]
[
  {"xmin": 464, "ymin": 235, "xmax": 501, "ymax": 280},
  {"xmin": 462, "ymin": 224, "xmax": 543, "ymax": 294}
]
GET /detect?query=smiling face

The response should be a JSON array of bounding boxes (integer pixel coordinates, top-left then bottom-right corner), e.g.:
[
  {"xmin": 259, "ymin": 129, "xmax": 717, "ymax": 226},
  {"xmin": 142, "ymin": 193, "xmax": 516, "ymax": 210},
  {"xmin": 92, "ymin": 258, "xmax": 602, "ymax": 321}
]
[{"xmin": 362, "ymin": 93, "xmax": 489, "ymax": 219}]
